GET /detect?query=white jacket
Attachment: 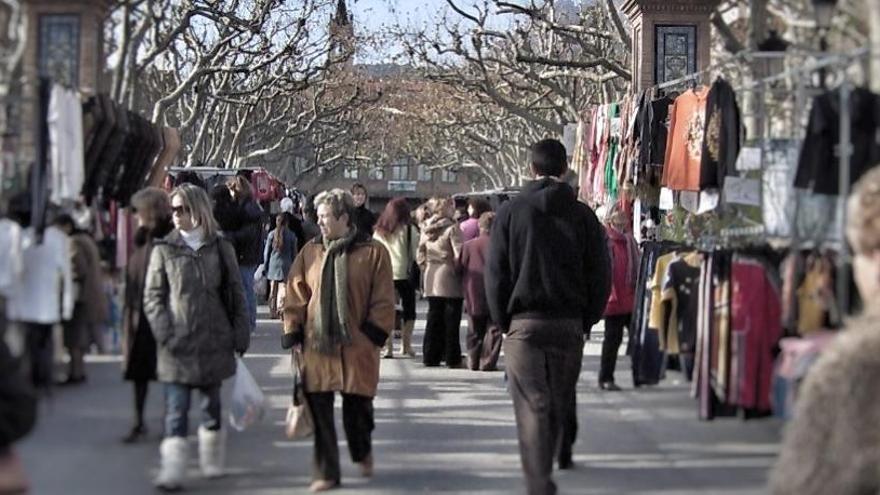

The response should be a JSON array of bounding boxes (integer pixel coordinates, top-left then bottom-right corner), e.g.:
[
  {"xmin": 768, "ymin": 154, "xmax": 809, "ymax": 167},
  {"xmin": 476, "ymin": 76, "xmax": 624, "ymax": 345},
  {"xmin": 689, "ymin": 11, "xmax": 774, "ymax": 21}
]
[{"xmin": 5, "ymin": 226, "xmax": 74, "ymax": 324}]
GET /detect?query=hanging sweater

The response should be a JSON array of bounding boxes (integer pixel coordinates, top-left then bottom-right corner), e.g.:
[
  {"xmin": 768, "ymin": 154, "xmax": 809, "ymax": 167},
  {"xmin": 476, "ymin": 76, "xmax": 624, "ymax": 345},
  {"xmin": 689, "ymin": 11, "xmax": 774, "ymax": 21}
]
[{"xmin": 663, "ymin": 87, "xmax": 709, "ymax": 191}]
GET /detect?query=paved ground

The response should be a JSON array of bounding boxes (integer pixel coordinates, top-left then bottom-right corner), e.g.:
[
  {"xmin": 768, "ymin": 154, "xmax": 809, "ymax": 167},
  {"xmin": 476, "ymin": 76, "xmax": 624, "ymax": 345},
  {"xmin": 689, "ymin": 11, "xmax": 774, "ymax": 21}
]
[{"xmin": 17, "ymin": 303, "xmax": 783, "ymax": 494}]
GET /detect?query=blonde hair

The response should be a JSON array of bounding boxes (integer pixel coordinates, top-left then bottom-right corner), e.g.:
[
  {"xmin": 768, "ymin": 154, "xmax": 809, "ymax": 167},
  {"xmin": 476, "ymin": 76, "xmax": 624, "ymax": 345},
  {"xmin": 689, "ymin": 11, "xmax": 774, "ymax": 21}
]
[
  {"xmin": 847, "ymin": 165, "xmax": 880, "ymax": 254},
  {"xmin": 131, "ymin": 187, "xmax": 171, "ymax": 228},
  {"xmin": 171, "ymin": 184, "xmax": 220, "ymax": 238},
  {"xmin": 478, "ymin": 211, "xmax": 495, "ymax": 233},
  {"xmin": 426, "ymin": 196, "xmax": 452, "ymax": 218},
  {"xmin": 314, "ymin": 188, "xmax": 354, "ymax": 226},
  {"xmin": 227, "ymin": 175, "xmax": 253, "ymax": 202}
]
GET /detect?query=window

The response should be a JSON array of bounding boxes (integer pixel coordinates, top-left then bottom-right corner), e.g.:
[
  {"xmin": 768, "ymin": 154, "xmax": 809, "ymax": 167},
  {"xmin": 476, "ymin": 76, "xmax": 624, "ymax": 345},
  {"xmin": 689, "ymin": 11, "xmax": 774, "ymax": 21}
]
[
  {"xmin": 417, "ymin": 165, "xmax": 433, "ymax": 182},
  {"xmin": 392, "ymin": 164, "xmax": 409, "ymax": 181},
  {"xmin": 369, "ymin": 167, "xmax": 385, "ymax": 180},
  {"xmin": 343, "ymin": 166, "xmax": 359, "ymax": 180},
  {"xmin": 441, "ymin": 169, "xmax": 457, "ymax": 183},
  {"xmin": 39, "ymin": 15, "xmax": 81, "ymax": 87}
]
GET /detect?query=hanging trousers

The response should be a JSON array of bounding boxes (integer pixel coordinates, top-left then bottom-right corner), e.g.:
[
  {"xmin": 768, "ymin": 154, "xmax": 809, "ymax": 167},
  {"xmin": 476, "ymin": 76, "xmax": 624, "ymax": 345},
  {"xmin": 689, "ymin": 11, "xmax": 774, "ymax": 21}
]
[
  {"xmin": 504, "ymin": 318, "xmax": 584, "ymax": 495},
  {"xmin": 599, "ymin": 313, "xmax": 631, "ymax": 384},
  {"xmin": 305, "ymin": 392, "xmax": 374, "ymax": 483},
  {"xmin": 423, "ymin": 297, "xmax": 463, "ymax": 367}
]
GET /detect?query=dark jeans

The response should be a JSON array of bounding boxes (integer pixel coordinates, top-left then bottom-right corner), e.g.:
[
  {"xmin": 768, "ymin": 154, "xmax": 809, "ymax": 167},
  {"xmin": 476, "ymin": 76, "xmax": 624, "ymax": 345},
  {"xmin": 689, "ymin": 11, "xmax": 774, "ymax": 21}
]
[
  {"xmin": 599, "ymin": 313, "xmax": 631, "ymax": 384},
  {"xmin": 466, "ymin": 314, "xmax": 502, "ymax": 371},
  {"xmin": 393, "ymin": 280, "xmax": 416, "ymax": 321},
  {"xmin": 306, "ymin": 392, "xmax": 374, "ymax": 483},
  {"xmin": 504, "ymin": 319, "xmax": 584, "ymax": 495},
  {"xmin": 239, "ymin": 265, "xmax": 257, "ymax": 332},
  {"xmin": 423, "ymin": 297, "xmax": 463, "ymax": 367},
  {"xmin": 163, "ymin": 382, "xmax": 221, "ymax": 437}
]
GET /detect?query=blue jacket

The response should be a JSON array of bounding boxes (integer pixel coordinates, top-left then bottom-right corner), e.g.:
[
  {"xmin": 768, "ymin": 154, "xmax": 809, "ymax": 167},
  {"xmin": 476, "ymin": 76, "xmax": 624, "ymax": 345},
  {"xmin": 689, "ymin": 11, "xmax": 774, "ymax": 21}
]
[{"xmin": 263, "ymin": 228, "xmax": 298, "ymax": 281}]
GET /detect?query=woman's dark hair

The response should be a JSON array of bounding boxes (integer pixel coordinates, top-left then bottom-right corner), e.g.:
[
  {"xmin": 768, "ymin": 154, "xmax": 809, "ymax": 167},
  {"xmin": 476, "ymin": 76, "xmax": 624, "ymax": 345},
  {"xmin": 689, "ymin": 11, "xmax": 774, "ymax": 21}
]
[
  {"xmin": 530, "ymin": 138, "xmax": 567, "ymax": 177},
  {"xmin": 468, "ymin": 198, "xmax": 492, "ymax": 218},
  {"xmin": 273, "ymin": 214, "xmax": 288, "ymax": 251},
  {"xmin": 374, "ymin": 198, "xmax": 412, "ymax": 238},
  {"xmin": 174, "ymin": 170, "xmax": 207, "ymax": 190}
]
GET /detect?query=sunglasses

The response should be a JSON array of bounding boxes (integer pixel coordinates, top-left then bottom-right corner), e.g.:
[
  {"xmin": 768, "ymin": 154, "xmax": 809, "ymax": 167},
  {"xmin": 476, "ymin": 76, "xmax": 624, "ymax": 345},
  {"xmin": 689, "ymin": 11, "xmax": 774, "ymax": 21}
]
[{"xmin": 171, "ymin": 205, "xmax": 190, "ymax": 215}]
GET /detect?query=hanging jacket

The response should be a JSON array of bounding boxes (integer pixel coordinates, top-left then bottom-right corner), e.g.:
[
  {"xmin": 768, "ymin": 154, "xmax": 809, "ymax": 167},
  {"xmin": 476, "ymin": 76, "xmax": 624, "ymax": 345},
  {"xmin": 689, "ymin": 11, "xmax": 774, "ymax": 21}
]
[{"xmin": 700, "ymin": 78, "xmax": 742, "ymax": 189}]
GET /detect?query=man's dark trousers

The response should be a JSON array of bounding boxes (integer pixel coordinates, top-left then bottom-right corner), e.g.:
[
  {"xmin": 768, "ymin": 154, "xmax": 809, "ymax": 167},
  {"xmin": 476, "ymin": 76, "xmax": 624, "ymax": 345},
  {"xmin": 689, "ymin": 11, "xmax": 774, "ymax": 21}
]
[
  {"xmin": 504, "ymin": 318, "xmax": 584, "ymax": 495},
  {"xmin": 305, "ymin": 392, "xmax": 374, "ymax": 482}
]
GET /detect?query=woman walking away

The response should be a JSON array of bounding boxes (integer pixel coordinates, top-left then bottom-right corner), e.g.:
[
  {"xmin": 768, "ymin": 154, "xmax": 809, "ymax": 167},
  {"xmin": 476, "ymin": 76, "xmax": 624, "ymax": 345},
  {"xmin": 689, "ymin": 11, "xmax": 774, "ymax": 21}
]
[
  {"xmin": 417, "ymin": 197, "xmax": 465, "ymax": 368},
  {"xmin": 373, "ymin": 198, "xmax": 420, "ymax": 359},
  {"xmin": 599, "ymin": 202, "xmax": 639, "ymax": 391},
  {"xmin": 121, "ymin": 187, "xmax": 173, "ymax": 443},
  {"xmin": 264, "ymin": 214, "xmax": 298, "ymax": 319},
  {"xmin": 143, "ymin": 184, "xmax": 250, "ymax": 492},
  {"xmin": 227, "ymin": 175, "xmax": 264, "ymax": 333},
  {"xmin": 770, "ymin": 165, "xmax": 880, "ymax": 495},
  {"xmin": 458, "ymin": 212, "xmax": 501, "ymax": 371}
]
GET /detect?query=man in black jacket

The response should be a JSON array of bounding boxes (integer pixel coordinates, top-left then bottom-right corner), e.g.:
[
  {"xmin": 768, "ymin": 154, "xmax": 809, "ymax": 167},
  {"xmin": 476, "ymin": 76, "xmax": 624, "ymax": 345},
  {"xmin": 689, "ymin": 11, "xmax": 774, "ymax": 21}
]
[{"xmin": 485, "ymin": 138, "xmax": 611, "ymax": 495}]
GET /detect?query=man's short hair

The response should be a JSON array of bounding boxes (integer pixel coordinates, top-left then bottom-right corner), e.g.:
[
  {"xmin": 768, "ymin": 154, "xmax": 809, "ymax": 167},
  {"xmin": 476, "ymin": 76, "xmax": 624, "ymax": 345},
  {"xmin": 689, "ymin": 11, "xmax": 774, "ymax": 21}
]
[
  {"xmin": 315, "ymin": 188, "xmax": 355, "ymax": 226},
  {"xmin": 351, "ymin": 183, "xmax": 367, "ymax": 196},
  {"xmin": 530, "ymin": 139, "xmax": 568, "ymax": 177}
]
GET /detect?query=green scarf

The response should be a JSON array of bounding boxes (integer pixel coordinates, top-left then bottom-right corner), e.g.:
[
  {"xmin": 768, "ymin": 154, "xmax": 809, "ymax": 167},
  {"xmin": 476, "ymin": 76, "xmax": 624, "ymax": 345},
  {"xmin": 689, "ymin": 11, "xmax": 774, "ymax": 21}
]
[{"xmin": 312, "ymin": 227, "xmax": 359, "ymax": 355}]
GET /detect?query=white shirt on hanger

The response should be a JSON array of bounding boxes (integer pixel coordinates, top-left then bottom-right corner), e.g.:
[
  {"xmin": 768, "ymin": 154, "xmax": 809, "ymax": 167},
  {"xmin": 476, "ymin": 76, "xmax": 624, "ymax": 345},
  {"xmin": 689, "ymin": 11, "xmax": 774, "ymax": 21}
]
[
  {"xmin": 0, "ymin": 218, "xmax": 23, "ymax": 297},
  {"xmin": 48, "ymin": 84, "xmax": 85, "ymax": 204},
  {"xmin": 5, "ymin": 226, "xmax": 74, "ymax": 324}
]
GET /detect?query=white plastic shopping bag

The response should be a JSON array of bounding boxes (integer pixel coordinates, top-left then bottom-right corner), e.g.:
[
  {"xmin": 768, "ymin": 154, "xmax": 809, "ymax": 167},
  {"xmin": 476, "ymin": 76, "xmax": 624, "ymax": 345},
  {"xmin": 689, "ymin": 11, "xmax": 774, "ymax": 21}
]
[{"xmin": 229, "ymin": 357, "xmax": 266, "ymax": 431}]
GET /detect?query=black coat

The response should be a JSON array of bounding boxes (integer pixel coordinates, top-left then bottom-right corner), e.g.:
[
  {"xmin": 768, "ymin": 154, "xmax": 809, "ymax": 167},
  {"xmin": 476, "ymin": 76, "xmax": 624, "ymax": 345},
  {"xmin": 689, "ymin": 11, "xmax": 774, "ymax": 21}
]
[
  {"xmin": 228, "ymin": 199, "xmax": 264, "ymax": 266},
  {"xmin": 352, "ymin": 205, "xmax": 377, "ymax": 236},
  {"xmin": 485, "ymin": 178, "xmax": 611, "ymax": 332},
  {"xmin": 0, "ymin": 332, "xmax": 36, "ymax": 447},
  {"xmin": 795, "ymin": 87, "xmax": 880, "ymax": 195},
  {"xmin": 122, "ymin": 220, "xmax": 173, "ymax": 381}
]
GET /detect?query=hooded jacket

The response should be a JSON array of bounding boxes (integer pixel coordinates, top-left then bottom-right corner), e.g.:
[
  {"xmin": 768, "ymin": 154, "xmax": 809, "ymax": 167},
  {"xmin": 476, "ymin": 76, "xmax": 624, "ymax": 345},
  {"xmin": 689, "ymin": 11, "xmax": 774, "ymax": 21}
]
[
  {"xmin": 417, "ymin": 215, "xmax": 464, "ymax": 299},
  {"xmin": 143, "ymin": 231, "xmax": 250, "ymax": 385},
  {"xmin": 485, "ymin": 178, "xmax": 611, "ymax": 331}
]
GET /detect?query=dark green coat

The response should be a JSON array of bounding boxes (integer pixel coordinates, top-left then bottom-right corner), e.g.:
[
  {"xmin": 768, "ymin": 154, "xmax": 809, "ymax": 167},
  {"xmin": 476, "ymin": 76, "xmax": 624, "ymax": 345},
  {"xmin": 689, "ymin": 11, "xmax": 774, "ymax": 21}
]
[{"xmin": 143, "ymin": 231, "xmax": 249, "ymax": 385}]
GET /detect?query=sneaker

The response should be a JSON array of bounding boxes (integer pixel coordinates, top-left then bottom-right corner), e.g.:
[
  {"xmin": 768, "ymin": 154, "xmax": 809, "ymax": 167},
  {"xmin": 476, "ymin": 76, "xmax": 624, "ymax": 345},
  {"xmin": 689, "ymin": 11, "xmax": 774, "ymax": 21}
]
[
  {"xmin": 309, "ymin": 479, "xmax": 339, "ymax": 492},
  {"xmin": 356, "ymin": 454, "xmax": 374, "ymax": 478}
]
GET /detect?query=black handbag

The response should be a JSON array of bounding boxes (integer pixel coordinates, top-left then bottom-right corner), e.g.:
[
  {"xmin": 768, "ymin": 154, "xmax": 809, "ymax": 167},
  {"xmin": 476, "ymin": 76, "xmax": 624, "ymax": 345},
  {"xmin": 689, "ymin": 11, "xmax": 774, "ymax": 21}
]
[{"xmin": 406, "ymin": 225, "xmax": 421, "ymax": 289}]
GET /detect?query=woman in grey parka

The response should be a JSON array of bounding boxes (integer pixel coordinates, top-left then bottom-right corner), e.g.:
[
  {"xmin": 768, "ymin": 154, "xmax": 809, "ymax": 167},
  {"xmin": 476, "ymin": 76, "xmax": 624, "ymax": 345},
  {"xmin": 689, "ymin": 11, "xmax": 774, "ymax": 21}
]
[{"xmin": 143, "ymin": 184, "xmax": 249, "ymax": 492}]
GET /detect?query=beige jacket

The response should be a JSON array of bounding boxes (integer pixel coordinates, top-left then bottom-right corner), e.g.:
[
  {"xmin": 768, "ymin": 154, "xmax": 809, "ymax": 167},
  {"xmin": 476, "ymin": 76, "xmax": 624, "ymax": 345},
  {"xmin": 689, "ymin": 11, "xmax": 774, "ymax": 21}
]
[
  {"xmin": 417, "ymin": 215, "xmax": 463, "ymax": 299},
  {"xmin": 769, "ymin": 312, "xmax": 880, "ymax": 494},
  {"xmin": 283, "ymin": 234, "xmax": 396, "ymax": 397}
]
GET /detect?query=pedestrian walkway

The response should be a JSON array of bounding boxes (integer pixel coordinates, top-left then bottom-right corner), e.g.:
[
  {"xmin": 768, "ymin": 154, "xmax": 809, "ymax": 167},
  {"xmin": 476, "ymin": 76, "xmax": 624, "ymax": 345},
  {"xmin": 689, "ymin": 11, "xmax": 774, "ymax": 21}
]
[{"xmin": 18, "ymin": 302, "xmax": 782, "ymax": 494}]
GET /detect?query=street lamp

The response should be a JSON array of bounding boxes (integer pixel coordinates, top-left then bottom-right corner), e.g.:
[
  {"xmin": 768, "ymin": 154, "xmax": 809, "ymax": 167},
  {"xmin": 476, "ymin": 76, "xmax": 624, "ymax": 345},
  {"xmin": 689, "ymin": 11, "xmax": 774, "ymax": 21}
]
[{"xmin": 811, "ymin": 0, "xmax": 838, "ymax": 87}]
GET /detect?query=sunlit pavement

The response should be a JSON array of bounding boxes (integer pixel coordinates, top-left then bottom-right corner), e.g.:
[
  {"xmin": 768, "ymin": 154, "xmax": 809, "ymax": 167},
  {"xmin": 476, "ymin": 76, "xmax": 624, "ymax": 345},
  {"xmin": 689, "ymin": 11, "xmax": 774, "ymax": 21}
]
[{"xmin": 18, "ymin": 302, "xmax": 782, "ymax": 494}]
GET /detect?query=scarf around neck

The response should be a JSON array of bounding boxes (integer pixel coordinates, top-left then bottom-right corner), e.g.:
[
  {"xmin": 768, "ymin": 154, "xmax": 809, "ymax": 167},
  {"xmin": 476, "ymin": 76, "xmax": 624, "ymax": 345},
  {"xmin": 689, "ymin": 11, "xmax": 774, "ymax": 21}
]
[
  {"xmin": 313, "ymin": 227, "xmax": 359, "ymax": 354},
  {"xmin": 180, "ymin": 226, "xmax": 206, "ymax": 251}
]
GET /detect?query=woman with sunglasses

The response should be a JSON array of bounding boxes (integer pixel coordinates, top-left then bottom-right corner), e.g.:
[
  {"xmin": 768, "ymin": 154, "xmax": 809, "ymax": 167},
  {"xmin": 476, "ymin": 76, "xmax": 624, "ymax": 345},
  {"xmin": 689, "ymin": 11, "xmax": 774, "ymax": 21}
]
[{"xmin": 143, "ymin": 184, "xmax": 250, "ymax": 491}]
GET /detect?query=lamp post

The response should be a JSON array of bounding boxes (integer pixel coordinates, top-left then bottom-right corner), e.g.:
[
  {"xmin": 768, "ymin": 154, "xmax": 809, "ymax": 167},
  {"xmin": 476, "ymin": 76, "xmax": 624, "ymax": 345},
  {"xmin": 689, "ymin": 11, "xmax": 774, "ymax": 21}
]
[{"xmin": 812, "ymin": 0, "xmax": 838, "ymax": 88}]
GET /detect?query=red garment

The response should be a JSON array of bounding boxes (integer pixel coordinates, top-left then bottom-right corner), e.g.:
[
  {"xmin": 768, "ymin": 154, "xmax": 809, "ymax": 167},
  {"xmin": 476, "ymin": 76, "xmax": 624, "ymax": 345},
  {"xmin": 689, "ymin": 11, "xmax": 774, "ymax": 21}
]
[
  {"xmin": 458, "ymin": 234, "xmax": 491, "ymax": 316},
  {"xmin": 250, "ymin": 170, "xmax": 273, "ymax": 202},
  {"xmin": 604, "ymin": 227, "xmax": 638, "ymax": 316},
  {"xmin": 730, "ymin": 259, "xmax": 782, "ymax": 411}
]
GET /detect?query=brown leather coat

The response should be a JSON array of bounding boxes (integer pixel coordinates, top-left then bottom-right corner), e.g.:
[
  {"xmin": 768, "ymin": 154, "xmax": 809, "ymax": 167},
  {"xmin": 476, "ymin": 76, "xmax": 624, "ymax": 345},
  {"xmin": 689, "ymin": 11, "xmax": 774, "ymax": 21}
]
[{"xmin": 283, "ymin": 234, "xmax": 395, "ymax": 397}]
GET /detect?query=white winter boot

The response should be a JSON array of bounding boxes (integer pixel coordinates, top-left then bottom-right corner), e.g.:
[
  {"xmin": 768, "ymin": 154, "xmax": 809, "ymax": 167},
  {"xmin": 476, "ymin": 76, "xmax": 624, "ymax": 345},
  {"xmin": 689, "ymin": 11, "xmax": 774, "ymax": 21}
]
[
  {"xmin": 198, "ymin": 426, "xmax": 226, "ymax": 478},
  {"xmin": 156, "ymin": 436, "xmax": 188, "ymax": 492}
]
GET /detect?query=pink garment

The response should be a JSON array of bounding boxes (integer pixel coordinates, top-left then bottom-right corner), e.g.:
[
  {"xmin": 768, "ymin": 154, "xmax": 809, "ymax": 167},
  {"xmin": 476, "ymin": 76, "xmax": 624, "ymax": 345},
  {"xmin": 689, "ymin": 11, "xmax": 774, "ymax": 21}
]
[
  {"xmin": 457, "ymin": 235, "xmax": 491, "ymax": 316},
  {"xmin": 730, "ymin": 259, "xmax": 782, "ymax": 411},
  {"xmin": 460, "ymin": 218, "xmax": 480, "ymax": 243}
]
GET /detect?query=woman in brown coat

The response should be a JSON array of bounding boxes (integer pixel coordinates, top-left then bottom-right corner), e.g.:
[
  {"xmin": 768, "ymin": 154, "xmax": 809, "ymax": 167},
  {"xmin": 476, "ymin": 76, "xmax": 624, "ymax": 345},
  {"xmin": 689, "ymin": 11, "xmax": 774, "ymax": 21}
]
[
  {"xmin": 121, "ymin": 187, "xmax": 173, "ymax": 443},
  {"xmin": 281, "ymin": 188, "xmax": 395, "ymax": 493},
  {"xmin": 417, "ymin": 196, "xmax": 464, "ymax": 368}
]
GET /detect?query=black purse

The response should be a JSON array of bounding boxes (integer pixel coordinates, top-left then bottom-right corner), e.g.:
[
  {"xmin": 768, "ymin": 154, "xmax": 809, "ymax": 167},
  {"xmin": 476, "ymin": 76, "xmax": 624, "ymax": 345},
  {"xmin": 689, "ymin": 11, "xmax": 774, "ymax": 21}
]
[{"xmin": 406, "ymin": 225, "xmax": 420, "ymax": 289}]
